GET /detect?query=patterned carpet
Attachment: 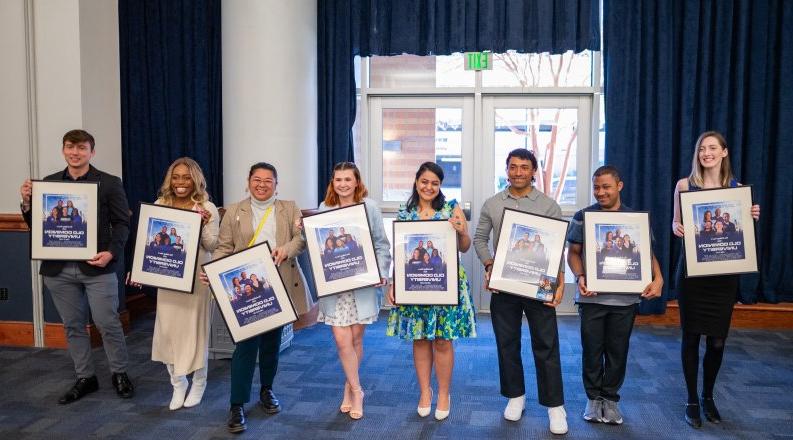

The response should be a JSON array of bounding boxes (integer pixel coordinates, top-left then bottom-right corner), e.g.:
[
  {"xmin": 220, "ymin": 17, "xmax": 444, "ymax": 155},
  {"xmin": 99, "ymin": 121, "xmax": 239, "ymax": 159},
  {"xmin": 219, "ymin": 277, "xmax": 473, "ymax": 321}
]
[{"xmin": 1, "ymin": 312, "xmax": 791, "ymax": 439}]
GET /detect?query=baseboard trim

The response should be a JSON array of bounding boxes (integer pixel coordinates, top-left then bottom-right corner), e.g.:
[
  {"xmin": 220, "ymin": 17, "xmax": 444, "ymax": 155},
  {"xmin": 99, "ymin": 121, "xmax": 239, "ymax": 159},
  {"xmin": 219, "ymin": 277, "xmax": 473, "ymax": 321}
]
[
  {"xmin": 635, "ymin": 301, "xmax": 793, "ymax": 330},
  {"xmin": 43, "ymin": 310, "xmax": 131, "ymax": 349},
  {"xmin": 0, "ymin": 321, "xmax": 35, "ymax": 346}
]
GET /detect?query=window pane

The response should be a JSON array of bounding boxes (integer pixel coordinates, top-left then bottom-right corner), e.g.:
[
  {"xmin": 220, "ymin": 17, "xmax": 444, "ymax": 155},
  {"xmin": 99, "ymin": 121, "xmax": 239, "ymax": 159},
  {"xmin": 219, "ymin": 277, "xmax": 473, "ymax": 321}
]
[
  {"xmin": 482, "ymin": 50, "xmax": 592, "ymax": 88},
  {"xmin": 382, "ymin": 108, "xmax": 462, "ymax": 202},
  {"xmin": 493, "ymin": 108, "xmax": 578, "ymax": 205},
  {"xmin": 369, "ymin": 54, "xmax": 474, "ymax": 88}
]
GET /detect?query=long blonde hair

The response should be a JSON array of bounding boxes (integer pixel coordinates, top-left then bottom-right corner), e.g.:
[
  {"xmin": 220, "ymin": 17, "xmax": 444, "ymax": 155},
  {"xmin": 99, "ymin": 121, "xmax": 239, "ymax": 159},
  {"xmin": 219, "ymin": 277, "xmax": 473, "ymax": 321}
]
[
  {"xmin": 688, "ymin": 131, "xmax": 735, "ymax": 188},
  {"xmin": 157, "ymin": 157, "xmax": 210, "ymax": 206}
]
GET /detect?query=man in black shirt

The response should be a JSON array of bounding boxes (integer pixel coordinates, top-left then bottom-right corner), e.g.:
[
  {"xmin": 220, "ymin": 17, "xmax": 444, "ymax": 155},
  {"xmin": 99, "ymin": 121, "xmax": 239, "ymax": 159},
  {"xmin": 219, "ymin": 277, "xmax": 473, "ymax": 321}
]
[{"xmin": 19, "ymin": 129, "xmax": 134, "ymax": 404}]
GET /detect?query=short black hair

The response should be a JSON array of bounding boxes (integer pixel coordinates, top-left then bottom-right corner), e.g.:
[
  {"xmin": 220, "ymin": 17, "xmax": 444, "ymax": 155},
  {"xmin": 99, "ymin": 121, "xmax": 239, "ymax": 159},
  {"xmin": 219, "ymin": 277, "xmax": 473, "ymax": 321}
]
[
  {"xmin": 592, "ymin": 165, "xmax": 621, "ymax": 182},
  {"xmin": 505, "ymin": 148, "xmax": 538, "ymax": 170},
  {"xmin": 249, "ymin": 162, "xmax": 278, "ymax": 181}
]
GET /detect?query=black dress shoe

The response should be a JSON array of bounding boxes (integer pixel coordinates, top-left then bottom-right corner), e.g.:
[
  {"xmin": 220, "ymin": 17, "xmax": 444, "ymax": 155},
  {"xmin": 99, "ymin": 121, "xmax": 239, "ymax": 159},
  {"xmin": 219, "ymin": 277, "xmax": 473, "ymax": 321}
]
[
  {"xmin": 701, "ymin": 397, "xmax": 722, "ymax": 423},
  {"xmin": 259, "ymin": 388, "xmax": 281, "ymax": 414},
  {"xmin": 685, "ymin": 403, "xmax": 702, "ymax": 428},
  {"xmin": 58, "ymin": 376, "xmax": 99, "ymax": 404},
  {"xmin": 227, "ymin": 405, "xmax": 247, "ymax": 433},
  {"xmin": 111, "ymin": 372, "xmax": 135, "ymax": 399}
]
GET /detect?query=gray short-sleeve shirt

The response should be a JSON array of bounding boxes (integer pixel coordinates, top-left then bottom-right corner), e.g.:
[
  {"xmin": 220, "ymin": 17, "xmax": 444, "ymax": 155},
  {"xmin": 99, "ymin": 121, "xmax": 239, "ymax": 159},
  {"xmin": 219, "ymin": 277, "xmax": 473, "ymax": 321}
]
[{"xmin": 474, "ymin": 187, "xmax": 563, "ymax": 265}]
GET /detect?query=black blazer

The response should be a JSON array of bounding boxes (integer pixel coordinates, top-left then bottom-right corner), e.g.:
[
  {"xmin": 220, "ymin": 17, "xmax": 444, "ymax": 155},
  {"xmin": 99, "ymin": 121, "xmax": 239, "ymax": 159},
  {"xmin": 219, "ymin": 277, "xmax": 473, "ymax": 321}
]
[{"xmin": 22, "ymin": 165, "xmax": 131, "ymax": 277}]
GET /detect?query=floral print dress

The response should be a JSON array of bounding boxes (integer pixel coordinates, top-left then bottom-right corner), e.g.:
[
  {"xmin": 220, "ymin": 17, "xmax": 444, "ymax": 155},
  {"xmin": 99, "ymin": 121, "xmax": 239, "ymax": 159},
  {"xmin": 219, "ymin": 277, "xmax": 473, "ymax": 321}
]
[{"xmin": 386, "ymin": 199, "xmax": 477, "ymax": 340}]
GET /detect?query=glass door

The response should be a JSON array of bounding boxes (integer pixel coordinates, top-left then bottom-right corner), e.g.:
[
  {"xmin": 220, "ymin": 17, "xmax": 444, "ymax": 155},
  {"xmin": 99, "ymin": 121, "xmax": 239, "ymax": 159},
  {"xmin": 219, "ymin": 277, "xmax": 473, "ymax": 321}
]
[
  {"xmin": 473, "ymin": 96, "xmax": 593, "ymax": 313},
  {"xmin": 367, "ymin": 96, "xmax": 478, "ymax": 306}
]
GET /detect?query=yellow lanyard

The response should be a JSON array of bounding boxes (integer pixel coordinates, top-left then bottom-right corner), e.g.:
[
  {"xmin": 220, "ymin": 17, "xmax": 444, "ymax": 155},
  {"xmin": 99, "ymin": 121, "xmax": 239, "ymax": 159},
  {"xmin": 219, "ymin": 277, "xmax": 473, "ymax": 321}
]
[{"xmin": 247, "ymin": 206, "xmax": 273, "ymax": 248}]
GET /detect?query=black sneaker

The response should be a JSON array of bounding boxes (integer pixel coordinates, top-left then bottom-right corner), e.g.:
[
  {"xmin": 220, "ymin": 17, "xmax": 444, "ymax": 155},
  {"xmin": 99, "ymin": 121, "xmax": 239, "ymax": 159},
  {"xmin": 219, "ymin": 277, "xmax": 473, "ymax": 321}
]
[
  {"xmin": 259, "ymin": 388, "xmax": 282, "ymax": 414},
  {"xmin": 58, "ymin": 376, "xmax": 99, "ymax": 404},
  {"xmin": 228, "ymin": 405, "xmax": 247, "ymax": 433},
  {"xmin": 111, "ymin": 372, "xmax": 135, "ymax": 399}
]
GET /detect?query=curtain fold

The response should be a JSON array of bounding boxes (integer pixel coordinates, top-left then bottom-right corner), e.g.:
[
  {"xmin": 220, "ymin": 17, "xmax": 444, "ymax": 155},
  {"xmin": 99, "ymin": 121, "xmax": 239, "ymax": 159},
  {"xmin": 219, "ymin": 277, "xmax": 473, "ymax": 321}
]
[
  {"xmin": 318, "ymin": 0, "xmax": 601, "ymax": 202},
  {"xmin": 119, "ymin": 0, "xmax": 223, "ymax": 211},
  {"xmin": 604, "ymin": 0, "xmax": 793, "ymax": 313}
]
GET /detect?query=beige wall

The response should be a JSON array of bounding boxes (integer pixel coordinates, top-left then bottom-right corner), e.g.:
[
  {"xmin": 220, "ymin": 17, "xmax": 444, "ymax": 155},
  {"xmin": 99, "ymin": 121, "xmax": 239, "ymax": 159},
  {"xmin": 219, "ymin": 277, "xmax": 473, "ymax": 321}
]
[
  {"xmin": 0, "ymin": 0, "xmax": 122, "ymax": 213},
  {"xmin": 222, "ymin": 0, "xmax": 318, "ymax": 207}
]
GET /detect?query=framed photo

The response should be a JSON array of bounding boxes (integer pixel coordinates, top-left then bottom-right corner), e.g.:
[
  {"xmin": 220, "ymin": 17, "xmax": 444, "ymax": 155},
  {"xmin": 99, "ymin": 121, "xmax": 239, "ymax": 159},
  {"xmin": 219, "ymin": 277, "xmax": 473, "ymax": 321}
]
[
  {"xmin": 202, "ymin": 241, "xmax": 298, "ymax": 343},
  {"xmin": 302, "ymin": 203, "xmax": 382, "ymax": 298},
  {"xmin": 130, "ymin": 203, "xmax": 203, "ymax": 293},
  {"xmin": 31, "ymin": 180, "xmax": 98, "ymax": 260},
  {"xmin": 489, "ymin": 208, "xmax": 568, "ymax": 301},
  {"xmin": 583, "ymin": 211, "xmax": 653, "ymax": 293},
  {"xmin": 393, "ymin": 220, "xmax": 458, "ymax": 305},
  {"xmin": 680, "ymin": 186, "xmax": 758, "ymax": 277}
]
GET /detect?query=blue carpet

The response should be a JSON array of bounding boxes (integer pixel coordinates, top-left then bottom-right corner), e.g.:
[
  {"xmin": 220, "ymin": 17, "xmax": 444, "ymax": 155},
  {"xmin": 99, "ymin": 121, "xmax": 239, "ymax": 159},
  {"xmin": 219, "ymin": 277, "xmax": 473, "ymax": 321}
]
[{"xmin": 1, "ymin": 312, "xmax": 791, "ymax": 439}]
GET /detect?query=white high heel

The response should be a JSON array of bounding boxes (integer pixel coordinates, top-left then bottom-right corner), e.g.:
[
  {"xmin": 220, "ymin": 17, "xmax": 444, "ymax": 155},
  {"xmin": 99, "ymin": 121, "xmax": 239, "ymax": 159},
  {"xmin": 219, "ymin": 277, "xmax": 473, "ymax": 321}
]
[
  {"xmin": 434, "ymin": 394, "xmax": 450, "ymax": 421},
  {"xmin": 417, "ymin": 389, "xmax": 433, "ymax": 417}
]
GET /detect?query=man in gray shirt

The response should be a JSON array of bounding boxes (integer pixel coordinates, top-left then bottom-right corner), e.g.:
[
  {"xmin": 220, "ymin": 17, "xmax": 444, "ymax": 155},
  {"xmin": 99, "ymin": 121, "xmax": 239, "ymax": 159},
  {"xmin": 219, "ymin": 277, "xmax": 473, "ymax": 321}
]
[
  {"xmin": 566, "ymin": 165, "xmax": 662, "ymax": 425},
  {"xmin": 473, "ymin": 148, "xmax": 568, "ymax": 435}
]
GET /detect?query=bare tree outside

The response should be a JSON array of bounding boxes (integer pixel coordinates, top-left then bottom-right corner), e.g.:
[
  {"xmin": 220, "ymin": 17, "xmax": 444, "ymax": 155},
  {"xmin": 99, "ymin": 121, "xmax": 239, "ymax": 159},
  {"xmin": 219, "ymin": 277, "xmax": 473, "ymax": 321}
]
[{"xmin": 490, "ymin": 51, "xmax": 591, "ymax": 202}]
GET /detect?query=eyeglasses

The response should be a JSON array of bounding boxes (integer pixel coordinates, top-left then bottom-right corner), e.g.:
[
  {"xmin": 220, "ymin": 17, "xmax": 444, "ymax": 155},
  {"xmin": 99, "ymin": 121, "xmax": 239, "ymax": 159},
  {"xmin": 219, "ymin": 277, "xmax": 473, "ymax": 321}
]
[{"xmin": 250, "ymin": 178, "xmax": 275, "ymax": 187}]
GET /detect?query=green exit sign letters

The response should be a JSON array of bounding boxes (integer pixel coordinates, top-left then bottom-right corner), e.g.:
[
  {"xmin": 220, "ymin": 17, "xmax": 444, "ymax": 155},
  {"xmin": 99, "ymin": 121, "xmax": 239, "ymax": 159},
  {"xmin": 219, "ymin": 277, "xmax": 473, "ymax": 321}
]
[{"xmin": 464, "ymin": 52, "xmax": 492, "ymax": 71}]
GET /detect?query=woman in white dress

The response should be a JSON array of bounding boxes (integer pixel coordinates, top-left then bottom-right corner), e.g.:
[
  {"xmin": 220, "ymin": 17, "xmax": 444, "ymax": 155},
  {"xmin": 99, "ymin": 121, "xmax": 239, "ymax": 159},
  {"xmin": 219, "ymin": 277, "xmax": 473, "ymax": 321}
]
[
  {"xmin": 134, "ymin": 157, "xmax": 220, "ymax": 410},
  {"xmin": 315, "ymin": 162, "xmax": 391, "ymax": 420}
]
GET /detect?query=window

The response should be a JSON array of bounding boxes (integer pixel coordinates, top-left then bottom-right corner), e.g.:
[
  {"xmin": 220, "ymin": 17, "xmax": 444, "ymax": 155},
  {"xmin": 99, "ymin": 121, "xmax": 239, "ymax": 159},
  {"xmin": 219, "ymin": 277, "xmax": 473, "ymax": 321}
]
[
  {"xmin": 482, "ymin": 50, "xmax": 593, "ymax": 88},
  {"xmin": 361, "ymin": 49, "xmax": 603, "ymax": 211}
]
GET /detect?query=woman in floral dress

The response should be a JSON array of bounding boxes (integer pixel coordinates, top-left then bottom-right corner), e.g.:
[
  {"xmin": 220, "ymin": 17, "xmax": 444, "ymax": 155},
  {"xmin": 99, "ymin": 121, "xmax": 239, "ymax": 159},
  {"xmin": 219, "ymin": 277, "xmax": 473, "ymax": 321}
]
[{"xmin": 386, "ymin": 162, "xmax": 476, "ymax": 421}]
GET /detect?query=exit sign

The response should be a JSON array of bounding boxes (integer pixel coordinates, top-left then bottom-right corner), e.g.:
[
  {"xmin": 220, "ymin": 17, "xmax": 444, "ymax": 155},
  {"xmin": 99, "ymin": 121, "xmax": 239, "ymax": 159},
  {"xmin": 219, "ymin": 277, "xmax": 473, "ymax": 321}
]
[{"xmin": 464, "ymin": 52, "xmax": 492, "ymax": 70}]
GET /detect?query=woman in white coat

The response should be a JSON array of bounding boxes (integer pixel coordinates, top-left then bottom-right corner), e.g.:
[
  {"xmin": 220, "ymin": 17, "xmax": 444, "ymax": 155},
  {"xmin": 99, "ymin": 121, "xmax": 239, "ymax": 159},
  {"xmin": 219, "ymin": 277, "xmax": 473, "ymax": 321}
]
[{"xmin": 134, "ymin": 157, "xmax": 220, "ymax": 410}]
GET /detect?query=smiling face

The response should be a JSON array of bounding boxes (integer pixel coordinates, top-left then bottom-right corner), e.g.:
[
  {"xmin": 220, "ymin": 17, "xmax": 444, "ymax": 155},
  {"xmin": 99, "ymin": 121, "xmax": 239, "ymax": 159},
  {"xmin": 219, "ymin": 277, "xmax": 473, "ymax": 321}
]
[
  {"xmin": 593, "ymin": 173, "xmax": 623, "ymax": 210},
  {"xmin": 506, "ymin": 156, "xmax": 536, "ymax": 191},
  {"xmin": 332, "ymin": 169, "xmax": 358, "ymax": 201},
  {"xmin": 415, "ymin": 170, "xmax": 441, "ymax": 204},
  {"xmin": 248, "ymin": 168, "xmax": 277, "ymax": 201},
  {"xmin": 62, "ymin": 140, "xmax": 94, "ymax": 170},
  {"xmin": 698, "ymin": 136, "xmax": 728, "ymax": 170},
  {"xmin": 170, "ymin": 163, "xmax": 194, "ymax": 199}
]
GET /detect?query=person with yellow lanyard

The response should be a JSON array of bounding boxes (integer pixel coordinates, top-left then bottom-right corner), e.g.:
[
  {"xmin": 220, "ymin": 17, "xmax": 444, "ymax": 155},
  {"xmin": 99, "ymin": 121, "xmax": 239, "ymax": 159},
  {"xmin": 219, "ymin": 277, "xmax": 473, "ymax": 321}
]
[{"xmin": 201, "ymin": 162, "xmax": 313, "ymax": 433}]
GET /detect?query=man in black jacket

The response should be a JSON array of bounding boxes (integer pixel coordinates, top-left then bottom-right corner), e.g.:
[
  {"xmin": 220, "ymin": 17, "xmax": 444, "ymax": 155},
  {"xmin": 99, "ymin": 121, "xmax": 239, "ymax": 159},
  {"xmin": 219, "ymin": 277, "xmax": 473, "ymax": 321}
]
[{"xmin": 20, "ymin": 129, "xmax": 134, "ymax": 404}]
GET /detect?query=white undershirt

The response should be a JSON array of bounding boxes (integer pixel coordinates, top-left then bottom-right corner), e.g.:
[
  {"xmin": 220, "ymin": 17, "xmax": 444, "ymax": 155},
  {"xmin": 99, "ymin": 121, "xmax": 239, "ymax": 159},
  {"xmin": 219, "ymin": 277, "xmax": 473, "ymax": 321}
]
[{"xmin": 250, "ymin": 196, "xmax": 277, "ymax": 246}]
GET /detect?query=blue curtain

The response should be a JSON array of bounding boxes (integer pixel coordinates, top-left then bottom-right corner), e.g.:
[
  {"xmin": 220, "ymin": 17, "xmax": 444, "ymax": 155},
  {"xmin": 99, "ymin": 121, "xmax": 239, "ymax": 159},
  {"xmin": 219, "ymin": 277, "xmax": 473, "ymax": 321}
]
[
  {"xmin": 119, "ymin": 0, "xmax": 223, "ymax": 211},
  {"xmin": 604, "ymin": 0, "xmax": 793, "ymax": 313},
  {"xmin": 318, "ymin": 0, "xmax": 601, "ymax": 202}
]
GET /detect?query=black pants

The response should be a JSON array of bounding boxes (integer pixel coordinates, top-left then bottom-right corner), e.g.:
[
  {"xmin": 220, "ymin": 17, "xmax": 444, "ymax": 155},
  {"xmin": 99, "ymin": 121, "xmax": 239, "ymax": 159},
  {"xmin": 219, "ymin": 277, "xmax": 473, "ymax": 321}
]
[
  {"xmin": 230, "ymin": 327, "xmax": 282, "ymax": 405},
  {"xmin": 578, "ymin": 303, "xmax": 637, "ymax": 402},
  {"xmin": 490, "ymin": 292, "xmax": 564, "ymax": 407}
]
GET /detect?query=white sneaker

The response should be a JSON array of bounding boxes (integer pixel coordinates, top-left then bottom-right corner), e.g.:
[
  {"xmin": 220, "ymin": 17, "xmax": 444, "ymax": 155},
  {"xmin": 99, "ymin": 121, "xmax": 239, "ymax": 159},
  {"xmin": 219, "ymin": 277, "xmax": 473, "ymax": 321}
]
[
  {"xmin": 548, "ymin": 405, "xmax": 568, "ymax": 435},
  {"xmin": 503, "ymin": 395, "xmax": 525, "ymax": 421}
]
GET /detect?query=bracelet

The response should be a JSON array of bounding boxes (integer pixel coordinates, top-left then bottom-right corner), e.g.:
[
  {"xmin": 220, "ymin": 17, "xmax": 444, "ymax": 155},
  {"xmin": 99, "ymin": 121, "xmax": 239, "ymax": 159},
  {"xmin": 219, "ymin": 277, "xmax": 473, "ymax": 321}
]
[{"xmin": 484, "ymin": 263, "xmax": 493, "ymax": 272}]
